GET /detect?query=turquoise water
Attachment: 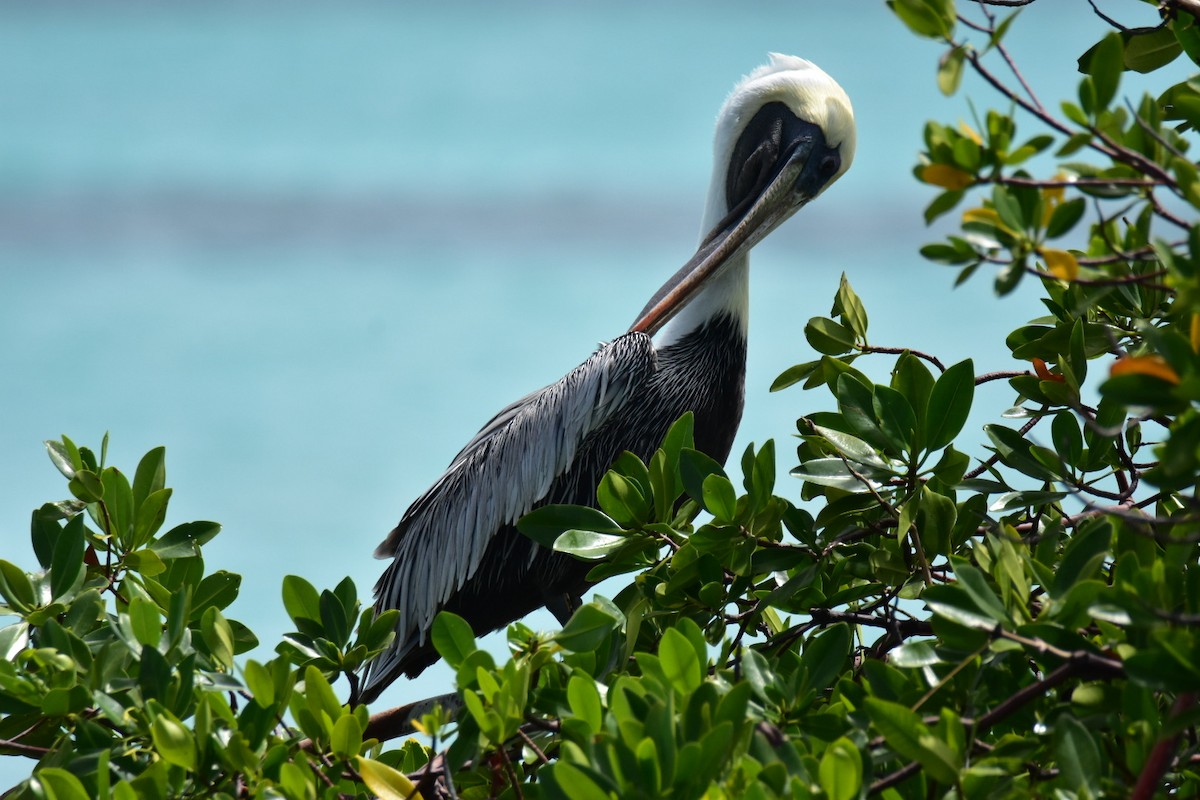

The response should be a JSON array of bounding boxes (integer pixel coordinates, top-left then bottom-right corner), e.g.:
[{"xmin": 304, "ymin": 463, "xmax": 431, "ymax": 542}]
[{"xmin": 0, "ymin": 0, "xmax": 1177, "ymax": 779}]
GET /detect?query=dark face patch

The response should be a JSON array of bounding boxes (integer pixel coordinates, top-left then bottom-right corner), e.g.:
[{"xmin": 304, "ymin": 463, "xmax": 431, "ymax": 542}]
[{"xmin": 724, "ymin": 102, "xmax": 841, "ymax": 214}]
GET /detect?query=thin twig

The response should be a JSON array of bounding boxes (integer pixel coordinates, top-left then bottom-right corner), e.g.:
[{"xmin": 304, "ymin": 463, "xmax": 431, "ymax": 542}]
[{"xmin": 860, "ymin": 345, "xmax": 946, "ymax": 372}]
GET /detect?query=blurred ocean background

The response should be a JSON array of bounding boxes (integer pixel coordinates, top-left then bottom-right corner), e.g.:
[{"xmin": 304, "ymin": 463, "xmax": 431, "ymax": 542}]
[{"xmin": 0, "ymin": 0, "xmax": 1181, "ymax": 782}]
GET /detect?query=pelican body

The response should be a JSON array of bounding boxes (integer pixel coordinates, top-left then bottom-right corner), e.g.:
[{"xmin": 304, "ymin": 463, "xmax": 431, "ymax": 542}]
[{"xmin": 362, "ymin": 55, "xmax": 855, "ymax": 703}]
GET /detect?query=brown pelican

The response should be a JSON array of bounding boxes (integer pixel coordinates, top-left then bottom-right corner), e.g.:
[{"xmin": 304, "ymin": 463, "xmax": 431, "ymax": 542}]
[{"xmin": 361, "ymin": 54, "xmax": 855, "ymax": 703}]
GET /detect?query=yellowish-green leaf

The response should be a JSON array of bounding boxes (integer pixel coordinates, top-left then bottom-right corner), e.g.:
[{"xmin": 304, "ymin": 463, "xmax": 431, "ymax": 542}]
[{"xmin": 355, "ymin": 756, "xmax": 425, "ymax": 800}]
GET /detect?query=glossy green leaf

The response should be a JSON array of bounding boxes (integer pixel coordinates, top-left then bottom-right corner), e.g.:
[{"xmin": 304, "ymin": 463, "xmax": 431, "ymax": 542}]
[
  {"xmin": 1081, "ymin": 32, "xmax": 1123, "ymax": 110},
  {"xmin": 150, "ymin": 521, "xmax": 221, "ymax": 560},
  {"xmin": 201, "ymin": 606, "xmax": 234, "ymax": 670},
  {"xmin": 659, "ymin": 627, "xmax": 702, "ymax": 695},
  {"xmin": 819, "ymin": 737, "xmax": 862, "ymax": 800},
  {"xmin": 131, "ymin": 446, "xmax": 166, "ymax": 512},
  {"xmin": 805, "ymin": 316, "xmax": 856, "ymax": 355},
  {"xmin": 701, "ymin": 474, "xmax": 736, "ymax": 521},
  {"xmin": 556, "ymin": 599, "xmax": 622, "ymax": 653},
  {"xmin": 151, "ymin": 713, "xmax": 196, "ymax": 771},
  {"xmin": 49, "ymin": 514, "xmax": 85, "ymax": 601},
  {"xmin": 331, "ymin": 713, "xmax": 363, "ymax": 760},
  {"xmin": 567, "ymin": 673, "xmax": 603, "ymax": 732},
  {"xmin": 0, "ymin": 561, "xmax": 36, "ymax": 611},
  {"xmin": 889, "ymin": 0, "xmax": 954, "ymax": 39},
  {"xmin": 431, "ymin": 611, "xmax": 477, "ymax": 669},
  {"xmin": 1124, "ymin": 27, "xmax": 1182, "ymax": 73},
  {"xmin": 35, "ymin": 768, "xmax": 92, "ymax": 800},
  {"xmin": 518, "ymin": 504, "xmax": 623, "ymax": 548},
  {"xmin": 553, "ymin": 529, "xmax": 627, "ymax": 560},
  {"xmin": 925, "ymin": 359, "xmax": 975, "ymax": 451}
]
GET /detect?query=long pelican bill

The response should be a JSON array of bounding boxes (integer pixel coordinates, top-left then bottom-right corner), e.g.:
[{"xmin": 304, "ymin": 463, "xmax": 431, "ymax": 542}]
[{"xmin": 629, "ymin": 135, "xmax": 828, "ymax": 337}]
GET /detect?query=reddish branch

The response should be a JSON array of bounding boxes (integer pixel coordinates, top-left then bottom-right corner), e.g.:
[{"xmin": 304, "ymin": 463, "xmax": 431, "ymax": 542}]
[{"xmin": 1132, "ymin": 693, "xmax": 1197, "ymax": 800}]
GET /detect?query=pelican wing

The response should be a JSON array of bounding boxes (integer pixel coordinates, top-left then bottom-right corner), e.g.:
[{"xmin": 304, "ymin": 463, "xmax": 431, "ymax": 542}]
[{"xmin": 366, "ymin": 331, "xmax": 656, "ymax": 685}]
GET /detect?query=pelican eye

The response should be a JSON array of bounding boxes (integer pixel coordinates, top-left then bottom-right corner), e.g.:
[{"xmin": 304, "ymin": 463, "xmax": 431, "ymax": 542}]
[{"xmin": 817, "ymin": 152, "xmax": 840, "ymax": 183}]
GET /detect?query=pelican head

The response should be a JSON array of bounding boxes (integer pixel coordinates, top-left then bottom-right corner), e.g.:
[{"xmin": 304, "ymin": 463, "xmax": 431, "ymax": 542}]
[{"xmin": 632, "ymin": 54, "xmax": 855, "ymax": 335}]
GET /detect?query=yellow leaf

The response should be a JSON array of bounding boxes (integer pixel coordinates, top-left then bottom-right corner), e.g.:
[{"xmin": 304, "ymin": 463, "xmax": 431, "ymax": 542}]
[
  {"xmin": 958, "ymin": 120, "xmax": 982, "ymax": 145},
  {"xmin": 1110, "ymin": 355, "xmax": 1180, "ymax": 384},
  {"xmin": 355, "ymin": 756, "xmax": 425, "ymax": 800},
  {"xmin": 1191, "ymin": 313, "xmax": 1200, "ymax": 353},
  {"xmin": 920, "ymin": 163, "xmax": 974, "ymax": 190},
  {"xmin": 1042, "ymin": 248, "xmax": 1079, "ymax": 281},
  {"xmin": 962, "ymin": 207, "xmax": 1003, "ymax": 227}
]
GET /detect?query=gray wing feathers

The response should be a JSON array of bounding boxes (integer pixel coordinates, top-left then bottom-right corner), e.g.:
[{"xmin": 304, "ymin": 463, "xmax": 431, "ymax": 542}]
[{"xmin": 370, "ymin": 333, "xmax": 656, "ymax": 669}]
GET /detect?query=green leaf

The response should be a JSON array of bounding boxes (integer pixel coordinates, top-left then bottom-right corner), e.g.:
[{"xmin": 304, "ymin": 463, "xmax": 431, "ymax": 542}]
[
  {"xmin": 128, "ymin": 596, "xmax": 162, "ymax": 648},
  {"xmin": 791, "ymin": 458, "xmax": 881, "ymax": 492},
  {"xmin": 431, "ymin": 612, "xmax": 477, "ymax": 669},
  {"xmin": 819, "ymin": 737, "xmax": 862, "ymax": 800},
  {"xmin": 150, "ymin": 521, "xmax": 220, "ymax": 560},
  {"xmin": 556, "ymin": 599, "xmax": 622, "ymax": 653},
  {"xmin": 836, "ymin": 373, "xmax": 892, "ymax": 452},
  {"xmin": 567, "ymin": 673, "xmax": 603, "ymax": 732},
  {"xmin": 192, "ymin": 571, "xmax": 240, "ymax": 616},
  {"xmin": 201, "ymin": 607, "xmax": 234, "ymax": 670},
  {"xmin": 303, "ymin": 664, "xmax": 343, "ymax": 731},
  {"xmin": 68, "ymin": 469, "xmax": 104, "ymax": 504},
  {"xmin": 244, "ymin": 659, "xmax": 275, "ymax": 707},
  {"xmin": 548, "ymin": 760, "xmax": 612, "ymax": 800},
  {"xmin": 1124, "ymin": 27, "xmax": 1182, "ymax": 73},
  {"xmin": 992, "ymin": 185, "xmax": 1025, "ymax": 231},
  {"xmin": 151, "ymin": 712, "xmax": 196, "ymax": 771},
  {"xmin": 937, "ymin": 45, "xmax": 965, "ymax": 96},
  {"xmin": 1054, "ymin": 715, "xmax": 1101, "ymax": 792},
  {"xmin": 809, "ymin": 423, "xmax": 895, "ymax": 473},
  {"xmin": 553, "ymin": 529, "xmax": 627, "ymax": 560},
  {"xmin": 832, "ymin": 273, "xmax": 869, "ymax": 341},
  {"xmin": 863, "ymin": 697, "xmax": 928, "ymax": 766},
  {"xmin": 865, "ymin": 697, "xmax": 958, "ymax": 784},
  {"xmin": 873, "ymin": 385, "xmax": 917, "ymax": 454},
  {"xmin": 679, "ymin": 447, "xmax": 726, "ymax": 506},
  {"xmin": 282, "ymin": 574, "xmax": 322, "ymax": 624},
  {"xmin": 925, "ymin": 359, "xmax": 975, "ymax": 451},
  {"xmin": 45, "ymin": 440, "xmax": 78, "ymax": 479},
  {"xmin": 1045, "ymin": 197, "xmax": 1086, "ymax": 238},
  {"xmin": 597, "ymin": 470, "xmax": 649, "ymax": 527},
  {"xmin": 890, "ymin": 640, "xmax": 943, "ymax": 668},
  {"xmin": 659, "ymin": 627, "xmax": 703, "ymax": 695},
  {"xmin": 1051, "ymin": 518, "xmax": 1111, "ymax": 598},
  {"xmin": 49, "ymin": 514, "xmax": 85, "ymax": 601},
  {"xmin": 518, "ymin": 504, "xmax": 623, "ymax": 548},
  {"xmin": 805, "ymin": 317, "xmax": 857, "ymax": 355},
  {"xmin": 132, "ymin": 489, "xmax": 172, "ymax": 549},
  {"xmin": 925, "ymin": 189, "xmax": 965, "ymax": 223},
  {"xmin": 951, "ymin": 559, "xmax": 1009, "ymax": 624},
  {"xmin": 889, "ymin": 0, "xmax": 954, "ymax": 39},
  {"xmin": 701, "ymin": 474, "xmax": 736, "ymax": 521},
  {"xmin": 0, "ymin": 561, "xmax": 36, "ymax": 611},
  {"xmin": 801, "ymin": 623, "xmax": 851, "ymax": 692},
  {"xmin": 985, "ymin": 423, "xmax": 1060, "ymax": 481},
  {"xmin": 331, "ymin": 713, "xmax": 364, "ymax": 760},
  {"xmin": 892, "ymin": 352, "xmax": 935, "ymax": 444},
  {"xmin": 36, "ymin": 769, "xmax": 92, "ymax": 800},
  {"xmin": 132, "ymin": 446, "xmax": 166, "ymax": 511},
  {"xmin": 1081, "ymin": 32, "xmax": 1123, "ymax": 111}
]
